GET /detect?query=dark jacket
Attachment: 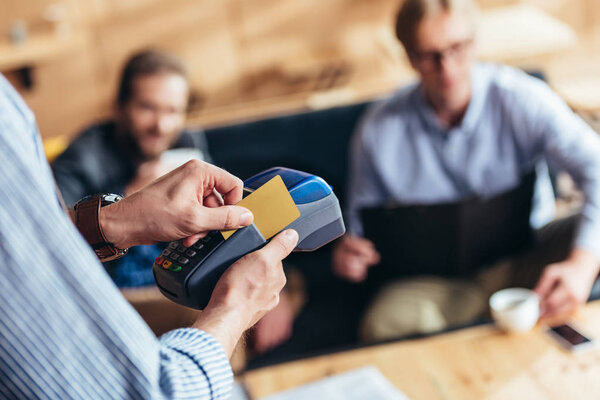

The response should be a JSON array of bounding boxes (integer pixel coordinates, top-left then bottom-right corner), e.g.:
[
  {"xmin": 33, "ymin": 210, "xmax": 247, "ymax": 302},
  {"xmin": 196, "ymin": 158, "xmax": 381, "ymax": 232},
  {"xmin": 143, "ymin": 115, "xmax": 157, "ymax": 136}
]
[{"xmin": 51, "ymin": 121, "xmax": 211, "ymax": 206}]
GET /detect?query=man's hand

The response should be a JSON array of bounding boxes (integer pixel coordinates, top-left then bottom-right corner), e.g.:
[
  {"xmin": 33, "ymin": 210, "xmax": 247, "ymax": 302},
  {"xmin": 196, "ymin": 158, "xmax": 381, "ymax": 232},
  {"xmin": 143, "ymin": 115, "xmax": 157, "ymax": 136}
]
[
  {"xmin": 332, "ymin": 235, "xmax": 380, "ymax": 282},
  {"xmin": 534, "ymin": 247, "xmax": 600, "ymax": 318},
  {"xmin": 192, "ymin": 229, "xmax": 299, "ymax": 357},
  {"xmin": 251, "ymin": 290, "xmax": 295, "ymax": 354},
  {"xmin": 99, "ymin": 159, "xmax": 253, "ymax": 249}
]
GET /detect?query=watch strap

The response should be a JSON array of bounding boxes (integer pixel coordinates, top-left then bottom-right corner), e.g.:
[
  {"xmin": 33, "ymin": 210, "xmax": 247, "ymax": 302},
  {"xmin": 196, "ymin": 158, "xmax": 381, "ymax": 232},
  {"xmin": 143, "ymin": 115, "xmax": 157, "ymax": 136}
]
[{"xmin": 74, "ymin": 196, "xmax": 126, "ymax": 261}]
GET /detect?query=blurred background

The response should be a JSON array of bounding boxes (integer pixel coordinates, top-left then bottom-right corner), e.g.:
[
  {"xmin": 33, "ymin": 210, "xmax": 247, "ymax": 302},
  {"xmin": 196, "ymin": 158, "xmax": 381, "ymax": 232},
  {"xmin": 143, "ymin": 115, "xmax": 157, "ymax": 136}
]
[
  {"xmin": 2, "ymin": 0, "xmax": 600, "ymax": 147},
  {"xmin": 3, "ymin": 0, "xmax": 600, "ymax": 374}
]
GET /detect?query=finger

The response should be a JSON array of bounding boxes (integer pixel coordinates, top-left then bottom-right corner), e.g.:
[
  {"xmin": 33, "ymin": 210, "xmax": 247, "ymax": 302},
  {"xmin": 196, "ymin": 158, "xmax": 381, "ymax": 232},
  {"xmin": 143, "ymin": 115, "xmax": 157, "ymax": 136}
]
[
  {"xmin": 545, "ymin": 301, "xmax": 577, "ymax": 319},
  {"xmin": 345, "ymin": 237, "xmax": 378, "ymax": 260},
  {"xmin": 344, "ymin": 257, "xmax": 368, "ymax": 282},
  {"xmin": 259, "ymin": 230, "xmax": 299, "ymax": 261},
  {"xmin": 202, "ymin": 163, "xmax": 244, "ymax": 205},
  {"xmin": 197, "ymin": 205, "xmax": 253, "ymax": 231},
  {"xmin": 345, "ymin": 235, "xmax": 376, "ymax": 250},
  {"xmin": 204, "ymin": 190, "xmax": 224, "ymax": 208},
  {"xmin": 541, "ymin": 285, "xmax": 571, "ymax": 317},
  {"xmin": 534, "ymin": 267, "xmax": 560, "ymax": 300},
  {"xmin": 362, "ymin": 249, "xmax": 381, "ymax": 266},
  {"xmin": 182, "ymin": 232, "xmax": 208, "ymax": 248}
]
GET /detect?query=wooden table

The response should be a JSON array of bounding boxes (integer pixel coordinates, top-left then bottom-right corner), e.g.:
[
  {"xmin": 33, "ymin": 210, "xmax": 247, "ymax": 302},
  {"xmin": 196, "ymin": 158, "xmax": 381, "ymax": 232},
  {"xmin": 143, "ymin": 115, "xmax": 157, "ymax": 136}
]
[{"xmin": 241, "ymin": 301, "xmax": 600, "ymax": 399}]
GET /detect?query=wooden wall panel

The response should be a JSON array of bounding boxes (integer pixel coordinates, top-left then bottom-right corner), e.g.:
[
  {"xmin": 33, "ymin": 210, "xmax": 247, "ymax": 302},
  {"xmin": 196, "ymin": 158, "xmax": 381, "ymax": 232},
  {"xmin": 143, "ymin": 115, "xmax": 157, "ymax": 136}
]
[
  {"xmin": 2, "ymin": 0, "xmax": 599, "ymax": 140},
  {"xmin": 93, "ymin": 0, "xmax": 243, "ymax": 112}
]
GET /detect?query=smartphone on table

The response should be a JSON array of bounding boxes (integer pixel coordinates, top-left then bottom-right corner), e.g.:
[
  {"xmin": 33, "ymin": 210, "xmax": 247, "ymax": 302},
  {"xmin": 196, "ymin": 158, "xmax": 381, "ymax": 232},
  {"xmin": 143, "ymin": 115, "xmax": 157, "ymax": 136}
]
[{"xmin": 546, "ymin": 323, "xmax": 595, "ymax": 354}]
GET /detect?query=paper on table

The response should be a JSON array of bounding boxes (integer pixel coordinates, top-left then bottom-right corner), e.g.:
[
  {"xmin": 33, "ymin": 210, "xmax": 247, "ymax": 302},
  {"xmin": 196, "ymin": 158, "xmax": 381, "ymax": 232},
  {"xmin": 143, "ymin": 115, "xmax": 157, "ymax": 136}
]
[
  {"xmin": 232, "ymin": 382, "xmax": 251, "ymax": 400},
  {"xmin": 260, "ymin": 366, "xmax": 410, "ymax": 400}
]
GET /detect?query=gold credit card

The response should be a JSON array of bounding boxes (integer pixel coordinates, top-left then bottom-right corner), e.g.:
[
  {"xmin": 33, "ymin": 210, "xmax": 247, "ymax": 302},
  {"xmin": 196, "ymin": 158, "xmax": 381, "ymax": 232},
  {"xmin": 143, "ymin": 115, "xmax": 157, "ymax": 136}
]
[{"xmin": 221, "ymin": 175, "xmax": 300, "ymax": 240}]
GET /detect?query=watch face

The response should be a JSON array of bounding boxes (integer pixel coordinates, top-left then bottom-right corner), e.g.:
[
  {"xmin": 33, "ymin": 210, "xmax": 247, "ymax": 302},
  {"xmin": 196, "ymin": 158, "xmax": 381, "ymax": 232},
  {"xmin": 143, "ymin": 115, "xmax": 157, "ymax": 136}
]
[
  {"xmin": 102, "ymin": 193, "xmax": 123, "ymax": 204},
  {"xmin": 98, "ymin": 193, "xmax": 123, "ymax": 207},
  {"xmin": 77, "ymin": 193, "xmax": 123, "ymax": 208}
]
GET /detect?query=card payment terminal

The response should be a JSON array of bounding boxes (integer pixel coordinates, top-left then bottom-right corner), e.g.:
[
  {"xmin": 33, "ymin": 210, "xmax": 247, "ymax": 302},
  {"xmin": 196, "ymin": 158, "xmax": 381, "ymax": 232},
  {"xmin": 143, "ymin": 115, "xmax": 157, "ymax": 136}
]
[{"xmin": 152, "ymin": 167, "xmax": 345, "ymax": 309}]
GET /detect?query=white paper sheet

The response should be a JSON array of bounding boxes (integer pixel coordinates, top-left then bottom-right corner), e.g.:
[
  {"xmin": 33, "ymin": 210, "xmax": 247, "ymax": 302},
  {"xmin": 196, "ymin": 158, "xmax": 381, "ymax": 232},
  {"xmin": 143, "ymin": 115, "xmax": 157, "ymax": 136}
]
[
  {"xmin": 260, "ymin": 366, "xmax": 410, "ymax": 400},
  {"xmin": 232, "ymin": 382, "xmax": 251, "ymax": 400}
]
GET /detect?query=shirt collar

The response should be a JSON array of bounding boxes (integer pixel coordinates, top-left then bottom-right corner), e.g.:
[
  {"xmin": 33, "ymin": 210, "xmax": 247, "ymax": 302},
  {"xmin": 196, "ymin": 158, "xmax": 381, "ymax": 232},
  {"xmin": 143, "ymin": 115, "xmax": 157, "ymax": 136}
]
[{"xmin": 413, "ymin": 63, "xmax": 486, "ymax": 136}]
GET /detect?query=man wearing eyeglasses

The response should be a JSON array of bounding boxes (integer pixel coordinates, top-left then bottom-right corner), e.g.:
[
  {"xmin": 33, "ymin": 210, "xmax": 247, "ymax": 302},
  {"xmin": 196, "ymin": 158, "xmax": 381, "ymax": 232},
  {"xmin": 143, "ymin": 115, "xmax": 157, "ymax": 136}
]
[{"xmin": 333, "ymin": 0, "xmax": 600, "ymax": 341}]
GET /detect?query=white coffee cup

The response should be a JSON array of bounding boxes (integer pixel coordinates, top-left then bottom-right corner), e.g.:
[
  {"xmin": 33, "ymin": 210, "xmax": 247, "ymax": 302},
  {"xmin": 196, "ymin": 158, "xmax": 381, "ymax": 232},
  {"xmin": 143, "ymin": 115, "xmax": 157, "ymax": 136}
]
[
  {"xmin": 160, "ymin": 148, "xmax": 205, "ymax": 168},
  {"xmin": 489, "ymin": 288, "xmax": 539, "ymax": 333}
]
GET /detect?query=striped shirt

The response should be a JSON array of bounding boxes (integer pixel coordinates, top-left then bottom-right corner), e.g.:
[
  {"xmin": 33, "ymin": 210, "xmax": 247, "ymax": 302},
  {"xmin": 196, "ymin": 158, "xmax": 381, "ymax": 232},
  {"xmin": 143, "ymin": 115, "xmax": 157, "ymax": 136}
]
[{"xmin": 0, "ymin": 75, "xmax": 232, "ymax": 398}]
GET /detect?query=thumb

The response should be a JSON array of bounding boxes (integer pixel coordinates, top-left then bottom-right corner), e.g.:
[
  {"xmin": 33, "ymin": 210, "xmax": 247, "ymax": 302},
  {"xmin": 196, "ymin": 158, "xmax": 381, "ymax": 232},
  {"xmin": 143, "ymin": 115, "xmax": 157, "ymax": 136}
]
[
  {"xmin": 198, "ymin": 205, "xmax": 254, "ymax": 231},
  {"xmin": 534, "ymin": 266, "xmax": 559, "ymax": 299},
  {"xmin": 260, "ymin": 230, "xmax": 299, "ymax": 261}
]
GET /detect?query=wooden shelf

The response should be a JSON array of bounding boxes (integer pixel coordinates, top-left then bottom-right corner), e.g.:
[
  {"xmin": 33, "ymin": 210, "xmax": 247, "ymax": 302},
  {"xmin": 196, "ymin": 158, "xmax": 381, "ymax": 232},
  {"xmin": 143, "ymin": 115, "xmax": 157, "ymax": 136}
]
[
  {"xmin": 0, "ymin": 31, "xmax": 88, "ymax": 72},
  {"xmin": 478, "ymin": 4, "xmax": 578, "ymax": 62}
]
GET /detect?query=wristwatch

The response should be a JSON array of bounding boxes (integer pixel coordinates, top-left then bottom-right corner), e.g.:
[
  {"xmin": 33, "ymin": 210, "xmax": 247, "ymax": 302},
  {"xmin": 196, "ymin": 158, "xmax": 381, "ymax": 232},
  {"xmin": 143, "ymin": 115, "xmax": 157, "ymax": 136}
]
[{"xmin": 74, "ymin": 193, "xmax": 128, "ymax": 261}]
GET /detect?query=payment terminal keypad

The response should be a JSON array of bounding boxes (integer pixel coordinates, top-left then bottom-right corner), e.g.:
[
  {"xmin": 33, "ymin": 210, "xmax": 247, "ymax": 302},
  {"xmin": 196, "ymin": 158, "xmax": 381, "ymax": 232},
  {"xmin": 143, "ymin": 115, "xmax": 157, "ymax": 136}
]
[{"xmin": 153, "ymin": 231, "xmax": 224, "ymax": 274}]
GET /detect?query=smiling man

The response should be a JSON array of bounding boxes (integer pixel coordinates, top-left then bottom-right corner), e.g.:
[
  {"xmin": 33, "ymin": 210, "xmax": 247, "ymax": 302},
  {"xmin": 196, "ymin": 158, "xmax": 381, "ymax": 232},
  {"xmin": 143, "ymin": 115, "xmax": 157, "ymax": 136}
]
[
  {"xmin": 333, "ymin": 0, "xmax": 600, "ymax": 340},
  {"xmin": 53, "ymin": 50, "xmax": 208, "ymax": 205},
  {"xmin": 52, "ymin": 50, "xmax": 209, "ymax": 288}
]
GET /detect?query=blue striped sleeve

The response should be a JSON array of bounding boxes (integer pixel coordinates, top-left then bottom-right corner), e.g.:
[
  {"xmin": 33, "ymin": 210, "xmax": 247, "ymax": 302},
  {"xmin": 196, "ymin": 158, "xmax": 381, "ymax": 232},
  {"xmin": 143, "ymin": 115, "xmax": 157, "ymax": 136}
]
[
  {"xmin": 0, "ymin": 74, "xmax": 234, "ymax": 399},
  {"xmin": 159, "ymin": 329, "xmax": 233, "ymax": 399}
]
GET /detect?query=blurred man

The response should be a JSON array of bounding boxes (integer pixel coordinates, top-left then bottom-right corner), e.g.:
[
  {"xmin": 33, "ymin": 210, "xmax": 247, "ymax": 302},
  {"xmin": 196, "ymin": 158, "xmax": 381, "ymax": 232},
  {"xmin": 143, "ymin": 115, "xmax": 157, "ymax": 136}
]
[
  {"xmin": 334, "ymin": 0, "xmax": 600, "ymax": 341},
  {"xmin": 53, "ymin": 50, "xmax": 204, "ymax": 205},
  {"xmin": 52, "ymin": 49, "xmax": 295, "ymax": 354},
  {"xmin": 52, "ymin": 50, "xmax": 203, "ymax": 287}
]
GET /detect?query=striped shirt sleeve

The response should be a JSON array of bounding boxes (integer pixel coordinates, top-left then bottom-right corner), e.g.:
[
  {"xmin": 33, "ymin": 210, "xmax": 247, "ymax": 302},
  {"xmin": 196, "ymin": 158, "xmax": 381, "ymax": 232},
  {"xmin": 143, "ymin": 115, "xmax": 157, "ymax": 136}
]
[
  {"xmin": 159, "ymin": 329, "xmax": 233, "ymax": 399},
  {"xmin": 0, "ymin": 74, "xmax": 233, "ymax": 399}
]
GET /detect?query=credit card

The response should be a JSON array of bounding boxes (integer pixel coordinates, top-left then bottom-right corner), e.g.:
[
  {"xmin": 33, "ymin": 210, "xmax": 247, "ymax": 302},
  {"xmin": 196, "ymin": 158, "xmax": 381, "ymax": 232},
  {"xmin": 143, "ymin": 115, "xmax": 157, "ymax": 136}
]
[{"xmin": 221, "ymin": 175, "xmax": 300, "ymax": 240}]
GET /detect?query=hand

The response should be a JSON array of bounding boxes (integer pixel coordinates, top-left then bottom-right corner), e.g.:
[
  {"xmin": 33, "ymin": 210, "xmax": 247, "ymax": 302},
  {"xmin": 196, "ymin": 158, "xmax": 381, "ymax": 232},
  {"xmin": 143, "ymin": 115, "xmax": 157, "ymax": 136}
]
[
  {"xmin": 251, "ymin": 290, "xmax": 295, "ymax": 354},
  {"xmin": 99, "ymin": 159, "xmax": 254, "ymax": 249},
  {"xmin": 534, "ymin": 247, "xmax": 600, "ymax": 318},
  {"xmin": 332, "ymin": 235, "xmax": 380, "ymax": 282},
  {"xmin": 193, "ymin": 229, "xmax": 299, "ymax": 357},
  {"xmin": 124, "ymin": 159, "xmax": 180, "ymax": 196}
]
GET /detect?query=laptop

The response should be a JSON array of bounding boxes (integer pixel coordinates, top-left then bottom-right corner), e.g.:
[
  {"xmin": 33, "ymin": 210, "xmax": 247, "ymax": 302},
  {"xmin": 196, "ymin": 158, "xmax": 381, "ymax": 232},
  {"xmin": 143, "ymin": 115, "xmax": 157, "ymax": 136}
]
[{"xmin": 360, "ymin": 171, "xmax": 536, "ymax": 278}]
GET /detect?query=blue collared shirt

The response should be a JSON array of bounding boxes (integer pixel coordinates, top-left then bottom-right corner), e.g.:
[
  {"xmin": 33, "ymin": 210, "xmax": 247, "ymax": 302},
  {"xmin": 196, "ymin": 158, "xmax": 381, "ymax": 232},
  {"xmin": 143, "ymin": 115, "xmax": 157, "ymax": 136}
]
[
  {"xmin": 348, "ymin": 63, "xmax": 600, "ymax": 259},
  {"xmin": 0, "ymin": 75, "xmax": 232, "ymax": 398}
]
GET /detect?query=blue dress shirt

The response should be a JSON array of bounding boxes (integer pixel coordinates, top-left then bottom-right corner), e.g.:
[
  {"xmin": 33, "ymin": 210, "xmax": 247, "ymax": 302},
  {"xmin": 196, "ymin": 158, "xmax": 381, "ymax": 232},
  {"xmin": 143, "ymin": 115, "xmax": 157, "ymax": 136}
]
[
  {"xmin": 348, "ymin": 63, "xmax": 600, "ymax": 259},
  {"xmin": 0, "ymin": 75, "xmax": 232, "ymax": 398}
]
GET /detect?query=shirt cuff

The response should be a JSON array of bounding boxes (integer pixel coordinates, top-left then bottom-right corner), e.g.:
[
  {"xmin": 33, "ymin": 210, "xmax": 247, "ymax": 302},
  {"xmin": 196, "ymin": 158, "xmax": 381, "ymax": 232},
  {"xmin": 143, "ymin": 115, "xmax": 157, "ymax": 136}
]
[
  {"xmin": 574, "ymin": 214, "xmax": 600, "ymax": 261},
  {"xmin": 160, "ymin": 328, "xmax": 233, "ymax": 399}
]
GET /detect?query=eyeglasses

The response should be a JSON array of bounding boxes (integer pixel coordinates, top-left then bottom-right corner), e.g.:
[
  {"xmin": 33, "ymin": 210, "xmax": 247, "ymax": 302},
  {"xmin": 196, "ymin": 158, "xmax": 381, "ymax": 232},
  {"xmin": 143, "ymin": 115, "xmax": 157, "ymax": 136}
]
[{"xmin": 410, "ymin": 38, "xmax": 474, "ymax": 71}]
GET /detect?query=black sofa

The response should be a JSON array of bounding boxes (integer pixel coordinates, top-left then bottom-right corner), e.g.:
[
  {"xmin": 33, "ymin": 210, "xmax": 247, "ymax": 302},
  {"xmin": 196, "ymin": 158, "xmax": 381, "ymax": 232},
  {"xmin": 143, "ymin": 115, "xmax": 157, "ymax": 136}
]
[{"xmin": 205, "ymin": 101, "xmax": 371, "ymax": 208}]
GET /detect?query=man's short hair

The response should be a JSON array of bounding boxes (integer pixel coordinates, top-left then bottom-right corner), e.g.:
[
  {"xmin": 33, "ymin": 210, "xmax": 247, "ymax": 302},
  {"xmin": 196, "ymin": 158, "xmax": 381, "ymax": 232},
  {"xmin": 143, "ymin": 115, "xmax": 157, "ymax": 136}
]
[
  {"xmin": 395, "ymin": 0, "xmax": 478, "ymax": 53},
  {"xmin": 117, "ymin": 50, "xmax": 188, "ymax": 106}
]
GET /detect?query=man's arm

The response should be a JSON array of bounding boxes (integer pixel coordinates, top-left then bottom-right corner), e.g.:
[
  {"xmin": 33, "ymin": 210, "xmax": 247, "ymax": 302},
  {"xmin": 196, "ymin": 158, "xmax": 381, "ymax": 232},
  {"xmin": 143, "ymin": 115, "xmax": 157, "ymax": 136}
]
[{"xmin": 516, "ymin": 77, "xmax": 600, "ymax": 316}]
